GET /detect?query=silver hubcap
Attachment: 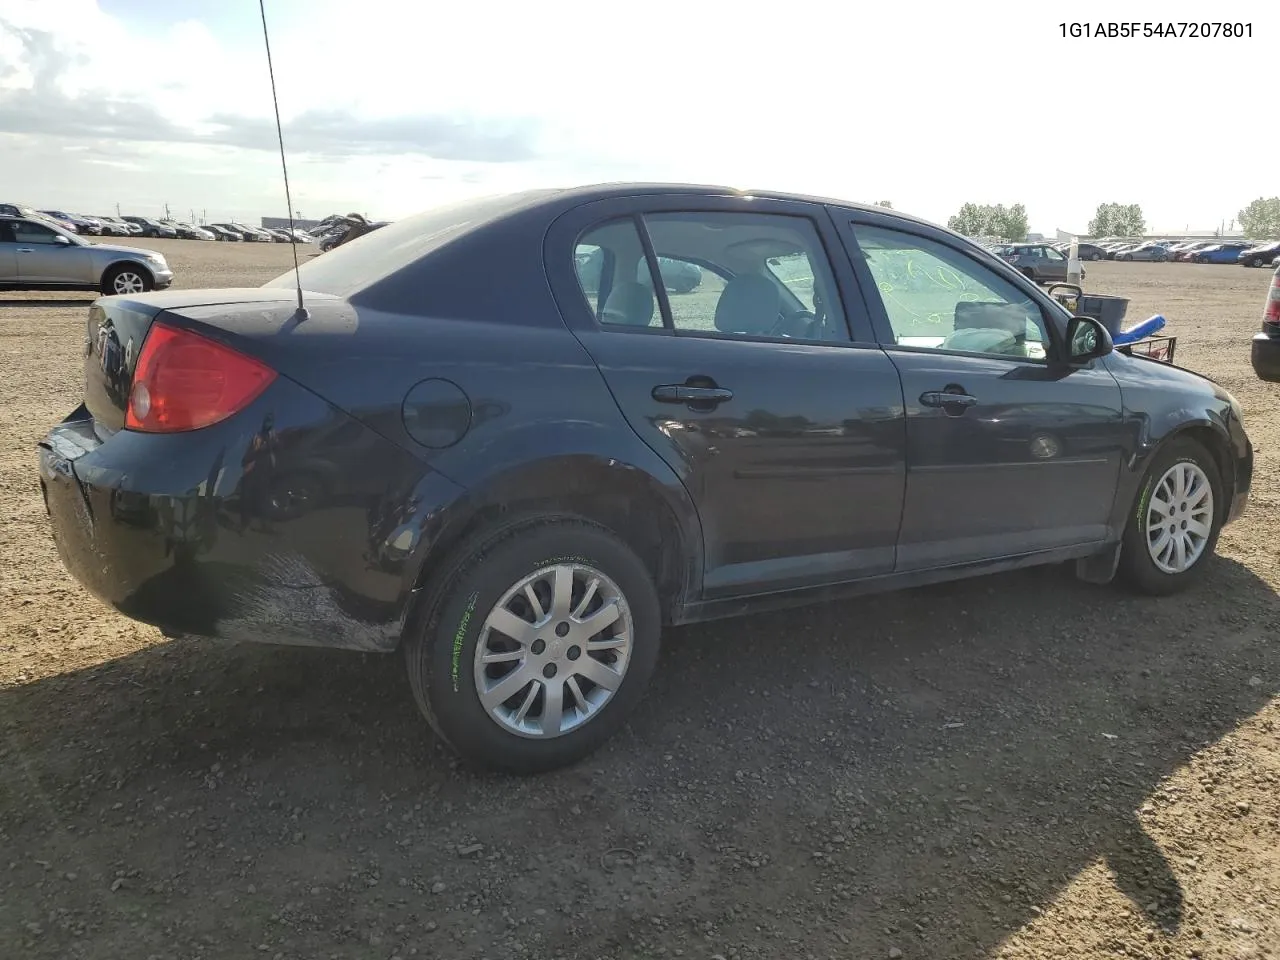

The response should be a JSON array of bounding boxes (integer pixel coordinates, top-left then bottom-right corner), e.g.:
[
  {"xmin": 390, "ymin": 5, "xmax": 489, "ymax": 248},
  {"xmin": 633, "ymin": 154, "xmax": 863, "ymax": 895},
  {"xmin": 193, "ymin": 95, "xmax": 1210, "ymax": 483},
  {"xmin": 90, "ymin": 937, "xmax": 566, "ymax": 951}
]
[
  {"xmin": 113, "ymin": 271, "xmax": 144, "ymax": 294},
  {"xmin": 1146, "ymin": 461, "xmax": 1214, "ymax": 574},
  {"xmin": 474, "ymin": 563, "xmax": 632, "ymax": 739}
]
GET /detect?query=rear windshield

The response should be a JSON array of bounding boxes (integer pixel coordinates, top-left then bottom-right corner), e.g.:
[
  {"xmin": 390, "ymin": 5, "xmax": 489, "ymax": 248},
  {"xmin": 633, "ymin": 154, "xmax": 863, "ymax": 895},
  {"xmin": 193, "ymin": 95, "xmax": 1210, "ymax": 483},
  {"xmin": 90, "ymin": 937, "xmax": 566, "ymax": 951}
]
[{"xmin": 266, "ymin": 190, "xmax": 559, "ymax": 297}]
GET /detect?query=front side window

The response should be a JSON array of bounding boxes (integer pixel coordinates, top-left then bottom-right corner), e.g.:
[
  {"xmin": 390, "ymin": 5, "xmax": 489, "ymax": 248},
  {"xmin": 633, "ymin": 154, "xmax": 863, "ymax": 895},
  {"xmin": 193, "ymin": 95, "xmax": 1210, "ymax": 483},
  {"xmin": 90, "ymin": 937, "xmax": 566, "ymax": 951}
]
[
  {"xmin": 13, "ymin": 221, "xmax": 60, "ymax": 244},
  {"xmin": 1043, "ymin": 246, "xmax": 1065, "ymax": 261},
  {"xmin": 850, "ymin": 223, "xmax": 1051, "ymax": 361}
]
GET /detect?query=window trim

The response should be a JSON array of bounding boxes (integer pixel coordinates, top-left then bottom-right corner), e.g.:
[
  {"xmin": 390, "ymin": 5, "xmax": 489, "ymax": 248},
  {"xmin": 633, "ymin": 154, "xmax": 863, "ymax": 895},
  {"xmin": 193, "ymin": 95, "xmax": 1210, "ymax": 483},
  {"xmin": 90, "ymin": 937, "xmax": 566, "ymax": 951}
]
[
  {"xmin": 836, "ymin": 213, "xmax": 1069, "ymax": 365},
  {"xmin": 545, "ymin": 193, "xmax": 881, "ymax": 345}
]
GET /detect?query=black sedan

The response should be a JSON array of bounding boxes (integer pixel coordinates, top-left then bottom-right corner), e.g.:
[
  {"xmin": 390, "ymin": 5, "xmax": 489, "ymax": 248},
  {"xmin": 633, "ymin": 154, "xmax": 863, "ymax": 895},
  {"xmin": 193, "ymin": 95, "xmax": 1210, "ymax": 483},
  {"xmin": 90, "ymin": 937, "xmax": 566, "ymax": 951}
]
[
  {"xmin": 37, "ymin": 183, "xmax": 1254, "ymax": 774},
  {"xmin": 1239, "ymin": 241, "xmax": 1280, "ymax": 268}
]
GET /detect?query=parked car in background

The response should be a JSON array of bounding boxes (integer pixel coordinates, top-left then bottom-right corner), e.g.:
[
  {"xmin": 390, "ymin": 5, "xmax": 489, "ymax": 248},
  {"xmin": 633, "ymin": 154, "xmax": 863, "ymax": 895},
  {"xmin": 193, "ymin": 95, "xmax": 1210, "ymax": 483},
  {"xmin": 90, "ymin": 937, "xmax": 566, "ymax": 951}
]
[
  {"xmin": 34, "ymin": 183, "xmax": 1252, "ymax": 773},
  {"xmin": 41, "ymin": 211, "xmax": 103, "ymax": 235},
  {"xmin": 1116, "ymin": 243, "xmax": 1170, "ymax": 262},
  {"xmin": 1239, "ymin": 241, "xmax": 1280, "ymax": 268},
  {"xmin": 201, "ymin": 224, "xmax": 240, "ymax": 241},
  {"xmin": 1054, "ymin": 242, "xmax": 1108, "ymax": 261},
  {"xmin": 94, "ymin": 216, "xmax": 136, "ymax": 237},
  {"xmin": 1189, "ymin": 242, "xmax": 1252, "ymax": 264},
  {"xmin": 230, "ymin": 222, "xmax": 275, "ymax": 242},
  {"xmin": 1251, "ymin": 264, "xmax": 1280, "ymax": 382},
  {"xmin": 996, "ymin": 243, "xmax": 1084, "ymax": 283},
  {"xmin": 576, "ymin": 247, "xmax": 703, "ymax": 294},
  {"xmin": 161, "ymin": 221, "xmax": 215, "ymax": 241},
  {"xmin": 122, "ymin": 216, "xmax": 178, "ymax": 239},
  {"xmin": 0, "ymin": 214, "xmax": 172, "ymax": 294},
  {"xmin": 212, "ymin": 223, "xmax": 258, "ymax": 241},
  {"xmin": 0, "ymin": 203, "xmax": 66, "ymax": 230}
]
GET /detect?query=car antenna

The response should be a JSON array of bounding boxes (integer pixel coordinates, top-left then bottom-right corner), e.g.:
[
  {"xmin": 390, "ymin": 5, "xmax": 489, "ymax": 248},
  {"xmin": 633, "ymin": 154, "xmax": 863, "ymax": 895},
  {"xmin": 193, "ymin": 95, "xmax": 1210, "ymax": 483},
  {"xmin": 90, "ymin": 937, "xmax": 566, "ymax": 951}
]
[{"xmin": 258, "ymin": 0, "xmax": 307, "ymax": 322}]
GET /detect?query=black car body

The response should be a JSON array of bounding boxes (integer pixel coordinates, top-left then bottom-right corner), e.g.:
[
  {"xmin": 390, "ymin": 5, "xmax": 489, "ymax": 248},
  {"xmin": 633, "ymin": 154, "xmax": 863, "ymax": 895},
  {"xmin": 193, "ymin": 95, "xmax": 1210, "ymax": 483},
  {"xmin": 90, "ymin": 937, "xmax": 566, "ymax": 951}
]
[
  {"xmin": 1239, "ymin": 241, "xmax": 1280, "ymax": 268},
  {"xmin": 1252, "ymin": 264, "xmax": 1280, "ymax": 382},
  {"xmin": 38, "ymin": 184, "xmax": 1253, "ymax": 773}
]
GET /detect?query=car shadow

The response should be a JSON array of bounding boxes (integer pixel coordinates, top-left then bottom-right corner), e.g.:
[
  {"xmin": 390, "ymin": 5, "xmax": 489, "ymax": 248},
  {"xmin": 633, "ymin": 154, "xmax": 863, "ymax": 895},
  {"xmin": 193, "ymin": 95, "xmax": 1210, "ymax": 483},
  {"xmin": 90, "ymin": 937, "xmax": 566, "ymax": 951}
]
[
  {"xmin": 0, "ymin": 298, "xmax": 98, "ymax": 308},
  {"xmin": 1, "ymin": 557, "xmax": 1276, "ymax": 958}
]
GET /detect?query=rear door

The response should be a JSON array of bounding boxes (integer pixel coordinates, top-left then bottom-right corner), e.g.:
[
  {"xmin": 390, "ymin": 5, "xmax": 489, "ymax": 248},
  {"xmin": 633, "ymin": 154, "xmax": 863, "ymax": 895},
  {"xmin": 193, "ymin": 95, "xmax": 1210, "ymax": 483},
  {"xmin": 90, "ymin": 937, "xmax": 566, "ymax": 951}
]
[{"xmin": 545, "ymin": 195, "xmax": 908, "ymax": 599}]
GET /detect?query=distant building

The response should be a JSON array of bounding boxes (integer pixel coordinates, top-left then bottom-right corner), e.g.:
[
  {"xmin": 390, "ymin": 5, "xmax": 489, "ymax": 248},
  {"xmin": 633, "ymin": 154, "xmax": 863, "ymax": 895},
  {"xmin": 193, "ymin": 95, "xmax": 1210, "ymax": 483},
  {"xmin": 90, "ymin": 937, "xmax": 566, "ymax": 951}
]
[{"xmin": 260, "ymin": 216, "xmax": 323, "ymax": 231}]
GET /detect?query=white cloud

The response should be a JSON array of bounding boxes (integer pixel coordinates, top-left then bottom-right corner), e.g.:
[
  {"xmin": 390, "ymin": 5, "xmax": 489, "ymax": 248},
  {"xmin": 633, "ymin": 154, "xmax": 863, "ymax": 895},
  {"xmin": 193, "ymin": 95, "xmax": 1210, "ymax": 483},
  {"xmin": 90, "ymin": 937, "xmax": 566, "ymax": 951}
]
[{"xmin": 0, "ymin": 0, "xmax": 1277, "ymax": 229}]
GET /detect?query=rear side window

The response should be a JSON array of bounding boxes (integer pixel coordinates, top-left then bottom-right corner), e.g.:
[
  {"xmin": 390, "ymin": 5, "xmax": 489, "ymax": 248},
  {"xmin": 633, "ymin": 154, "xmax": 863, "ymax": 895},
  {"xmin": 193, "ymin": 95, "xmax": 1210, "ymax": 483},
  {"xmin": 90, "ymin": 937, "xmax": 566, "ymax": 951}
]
[
  {"xmin": 574, "ymin": 219, "xmax": 663, "ymax": 328},
  {"xmin": 572, "ymin": 210, "xmax": 851, "ymax": 343}
]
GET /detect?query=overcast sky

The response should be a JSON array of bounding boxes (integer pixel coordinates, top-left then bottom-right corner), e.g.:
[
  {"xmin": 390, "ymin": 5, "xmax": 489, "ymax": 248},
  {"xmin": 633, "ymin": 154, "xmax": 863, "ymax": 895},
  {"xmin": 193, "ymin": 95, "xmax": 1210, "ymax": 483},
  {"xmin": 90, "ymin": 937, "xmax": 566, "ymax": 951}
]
[{"xmin": 1, "ymin": 0, "xmax": 1275, "ymax": 232}]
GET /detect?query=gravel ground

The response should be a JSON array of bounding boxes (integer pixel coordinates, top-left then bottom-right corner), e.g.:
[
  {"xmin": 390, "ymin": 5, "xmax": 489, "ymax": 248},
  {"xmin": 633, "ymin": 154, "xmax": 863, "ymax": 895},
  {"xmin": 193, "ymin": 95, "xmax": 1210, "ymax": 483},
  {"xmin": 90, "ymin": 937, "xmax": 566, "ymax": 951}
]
[{"xmin": 1, "ymin": 240, "xmax": 1277, "ymax": 960}]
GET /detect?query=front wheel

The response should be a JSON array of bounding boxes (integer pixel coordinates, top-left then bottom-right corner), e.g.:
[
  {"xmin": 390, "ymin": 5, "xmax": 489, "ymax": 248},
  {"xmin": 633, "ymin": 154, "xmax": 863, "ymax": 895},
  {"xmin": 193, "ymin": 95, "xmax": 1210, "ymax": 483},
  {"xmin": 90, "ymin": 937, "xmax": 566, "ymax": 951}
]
[
  {"xmin": 101, "ymin": 264, "xmax": 153, "ymax": 296},
  {"xmin": 1117, "ymin": 438, "xmax": 1223, "ymax": 595},
  {"xmin": 404, "ymin": 519, "xmax": 662, "ymax": 774}
]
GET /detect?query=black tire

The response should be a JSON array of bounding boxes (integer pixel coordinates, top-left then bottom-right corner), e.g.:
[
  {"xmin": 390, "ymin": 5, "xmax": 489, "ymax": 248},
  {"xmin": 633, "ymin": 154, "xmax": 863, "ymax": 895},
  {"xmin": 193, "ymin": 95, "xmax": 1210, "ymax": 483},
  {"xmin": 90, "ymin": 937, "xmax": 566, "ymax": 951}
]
[
  {"xmin": 100, "ymin": 263, "xmax": 154, "ymax": 296},
  {"xmin": 404, "ymin": 518, "xmax": 662, "ymax": 774},
  {"xmin": 1089, "ymin": 252, "xmax": 1102, "ymax": 261},
  {"xmin": 1117, "ymin": 438, "xmax": 1223, "ymax": 596}
]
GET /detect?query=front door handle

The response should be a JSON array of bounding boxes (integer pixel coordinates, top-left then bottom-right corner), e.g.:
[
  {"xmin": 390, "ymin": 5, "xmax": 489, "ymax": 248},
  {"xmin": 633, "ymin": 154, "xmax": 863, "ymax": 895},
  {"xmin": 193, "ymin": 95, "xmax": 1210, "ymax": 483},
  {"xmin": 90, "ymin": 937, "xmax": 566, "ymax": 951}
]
[
  {"xmin": 652, "ymin": 384, "xmax": 734, "ymax": 405},
  {"xmin": 920, "ymin": 389, "xmax": 977, "ymax": 413},
  {"xmin": 15, "ymin": 248, "xmax": 34, "ymax": 254}
]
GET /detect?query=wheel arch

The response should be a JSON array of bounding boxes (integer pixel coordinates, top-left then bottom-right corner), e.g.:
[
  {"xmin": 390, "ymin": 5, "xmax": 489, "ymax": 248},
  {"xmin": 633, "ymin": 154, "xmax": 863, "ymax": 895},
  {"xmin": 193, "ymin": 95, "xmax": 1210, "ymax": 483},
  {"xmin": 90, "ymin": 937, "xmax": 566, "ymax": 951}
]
[
  {"xmin": 1160, "ymin": 421, "xmax": 1236, "ymax": 521},
  {"xmin": 103, "ymin": 259, "xmax": 155, "ymax": 285},
  {"xmin": 401, "ymin": 454, "xmax": 703, "ymax": 642}
]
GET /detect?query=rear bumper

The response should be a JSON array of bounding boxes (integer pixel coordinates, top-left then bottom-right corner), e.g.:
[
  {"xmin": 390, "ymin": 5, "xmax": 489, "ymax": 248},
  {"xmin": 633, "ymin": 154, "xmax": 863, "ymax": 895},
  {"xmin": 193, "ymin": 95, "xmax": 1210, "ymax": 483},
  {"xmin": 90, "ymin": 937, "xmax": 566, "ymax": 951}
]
[
  {"xmin": 1251, "ymin": 332, "xmax": 1280, "ymax": 383},
  {"xmin": 38, "ymin": 395, "xmax": 465, "ymax": 652}
]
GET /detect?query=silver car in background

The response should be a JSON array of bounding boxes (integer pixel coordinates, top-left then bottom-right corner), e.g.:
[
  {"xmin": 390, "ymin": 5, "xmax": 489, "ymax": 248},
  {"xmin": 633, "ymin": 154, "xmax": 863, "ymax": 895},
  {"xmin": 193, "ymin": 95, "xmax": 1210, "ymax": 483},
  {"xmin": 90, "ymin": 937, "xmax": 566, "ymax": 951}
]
[{"xmin": 0, "ymin": 215, "xmax": 174, "ymax": 295}]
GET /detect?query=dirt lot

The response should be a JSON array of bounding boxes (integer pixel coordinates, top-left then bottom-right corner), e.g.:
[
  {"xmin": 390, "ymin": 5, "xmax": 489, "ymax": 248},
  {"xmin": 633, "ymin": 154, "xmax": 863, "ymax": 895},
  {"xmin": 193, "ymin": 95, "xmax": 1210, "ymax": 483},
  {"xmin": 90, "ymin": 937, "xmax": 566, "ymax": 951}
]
[{"xmin": 1, "ymin": 241, "xmax": 1277, "ymax": 960}]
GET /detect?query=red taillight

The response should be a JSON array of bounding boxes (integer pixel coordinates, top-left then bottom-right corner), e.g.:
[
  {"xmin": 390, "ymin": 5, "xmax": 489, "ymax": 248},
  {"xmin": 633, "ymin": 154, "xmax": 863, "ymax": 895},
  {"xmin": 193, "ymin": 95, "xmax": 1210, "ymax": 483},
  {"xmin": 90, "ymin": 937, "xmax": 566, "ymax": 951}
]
[
  {"xmin": 1266, "ymin": 273, "xmax": 1280, "ymax": 326},
  {"xmin": 125, "ymin": 322, "xmax": 277, "ymax": 432}
]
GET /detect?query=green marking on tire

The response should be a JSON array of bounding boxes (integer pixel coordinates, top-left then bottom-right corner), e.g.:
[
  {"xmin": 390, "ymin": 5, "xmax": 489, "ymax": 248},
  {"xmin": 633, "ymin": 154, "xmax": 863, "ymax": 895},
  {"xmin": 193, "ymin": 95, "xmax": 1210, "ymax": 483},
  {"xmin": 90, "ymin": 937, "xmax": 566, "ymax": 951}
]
[
  {"xmin": 1136, "ymin": 478, "xmax": 1153, "ymax": 527},
  {"xmin": 451, "ymin": 592, "xmax": 479, "ymax": 693}
]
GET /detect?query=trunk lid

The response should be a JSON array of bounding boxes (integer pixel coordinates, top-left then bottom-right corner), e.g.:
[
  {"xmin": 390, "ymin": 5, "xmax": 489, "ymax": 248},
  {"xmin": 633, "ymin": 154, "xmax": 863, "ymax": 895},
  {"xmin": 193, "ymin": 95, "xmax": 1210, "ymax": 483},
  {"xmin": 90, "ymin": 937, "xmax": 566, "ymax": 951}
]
[{"xmin": 83, "ymin": 288, "xmax": 305, "ymax": 434}]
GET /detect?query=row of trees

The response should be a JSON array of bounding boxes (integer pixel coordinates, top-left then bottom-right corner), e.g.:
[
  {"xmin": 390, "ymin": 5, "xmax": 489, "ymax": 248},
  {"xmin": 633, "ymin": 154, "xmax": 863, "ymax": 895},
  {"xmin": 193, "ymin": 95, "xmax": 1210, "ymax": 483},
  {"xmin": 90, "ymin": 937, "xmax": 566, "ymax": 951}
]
[
  {"xmin": 946, "ymin": 203, "xmax": 1029, "ymax": 241},
  {"xmin": 906, "ymin": 197, "xmax": 1277, "ymax": 242},
  {"xmin": 1239, "ymin": 198, "xmax": 1280, "ymax": 240}
]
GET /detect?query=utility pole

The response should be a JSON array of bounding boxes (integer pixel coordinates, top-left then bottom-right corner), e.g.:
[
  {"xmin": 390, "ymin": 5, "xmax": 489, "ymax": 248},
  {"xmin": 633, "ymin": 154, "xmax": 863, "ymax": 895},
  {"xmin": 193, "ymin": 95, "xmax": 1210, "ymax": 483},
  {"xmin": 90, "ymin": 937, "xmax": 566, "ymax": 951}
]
[
  {"xmin": 164, "ymin": 202, "xmax": 171, "ymax": 220},
  {"xmin": 116, "ymin": 202, "xmax": 121, "ymax": 217}
]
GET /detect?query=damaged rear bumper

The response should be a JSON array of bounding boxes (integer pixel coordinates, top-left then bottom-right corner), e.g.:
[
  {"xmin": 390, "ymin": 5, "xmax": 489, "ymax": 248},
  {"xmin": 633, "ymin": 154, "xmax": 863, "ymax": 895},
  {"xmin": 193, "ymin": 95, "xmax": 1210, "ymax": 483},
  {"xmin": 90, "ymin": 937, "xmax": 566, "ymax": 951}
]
[{"xmin": 38, "ymin": 399, "xmax": 463, "ymax": 652}]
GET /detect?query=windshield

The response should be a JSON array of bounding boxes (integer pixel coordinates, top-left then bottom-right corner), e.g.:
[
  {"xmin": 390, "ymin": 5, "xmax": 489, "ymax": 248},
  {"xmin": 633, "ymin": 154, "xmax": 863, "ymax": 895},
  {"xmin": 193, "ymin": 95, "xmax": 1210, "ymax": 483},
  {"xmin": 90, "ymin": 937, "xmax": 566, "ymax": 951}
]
[{"xmin": 267, "ymin": 189, "xmax": 560, "ymax": 297}]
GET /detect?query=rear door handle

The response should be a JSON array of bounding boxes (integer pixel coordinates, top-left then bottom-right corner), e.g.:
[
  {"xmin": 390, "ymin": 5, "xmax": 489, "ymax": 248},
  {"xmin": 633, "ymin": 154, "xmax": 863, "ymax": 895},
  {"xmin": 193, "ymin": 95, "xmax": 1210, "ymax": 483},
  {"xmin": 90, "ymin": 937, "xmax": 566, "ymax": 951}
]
[
  {"xmin": 652, "ymin": 384, "xmax": 734, "ymax": 405},
  {"xmin": 920, "ymin": 390, "xmax": 977, "ymax": 408},
  {"xmin": 16, "ymin": 248, "xmax": 33, "ymax": 254}
]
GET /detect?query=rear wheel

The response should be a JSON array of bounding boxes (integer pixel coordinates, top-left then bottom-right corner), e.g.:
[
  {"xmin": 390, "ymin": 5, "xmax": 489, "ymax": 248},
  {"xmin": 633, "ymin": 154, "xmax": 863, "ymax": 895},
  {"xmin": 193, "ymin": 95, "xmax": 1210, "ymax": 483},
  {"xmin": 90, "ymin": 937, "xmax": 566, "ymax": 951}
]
[
  {"xmin": 101, "ymin": 264, "xmax": 152, "ymax": 296},
  {"xmin": 404, "ymin": 519, "xmax": 662, "ymax": 774},
  {"xmin": 1117, "ymin": 438, "xmax": 1222, "ymax": 595}
]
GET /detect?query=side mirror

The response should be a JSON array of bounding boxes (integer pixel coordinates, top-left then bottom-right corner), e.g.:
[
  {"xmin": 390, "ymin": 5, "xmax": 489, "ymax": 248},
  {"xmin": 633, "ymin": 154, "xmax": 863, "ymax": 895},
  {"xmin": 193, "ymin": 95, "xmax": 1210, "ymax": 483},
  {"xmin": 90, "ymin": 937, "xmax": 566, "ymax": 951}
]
[
  {"xmin": 1066, "ymin": 315, "xmax": 1113, "ymax": 364},
  {"xmin": 54, "ymin": 234, "xmax": 71, "ymax": 245}
]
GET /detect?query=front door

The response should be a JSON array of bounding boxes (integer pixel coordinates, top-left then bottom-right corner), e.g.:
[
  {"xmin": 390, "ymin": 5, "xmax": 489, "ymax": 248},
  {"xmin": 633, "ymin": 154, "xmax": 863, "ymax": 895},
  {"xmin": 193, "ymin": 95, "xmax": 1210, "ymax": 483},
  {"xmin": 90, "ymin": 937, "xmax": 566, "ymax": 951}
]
[
  {"xmin": 837, "ymin": 215, "xmax": 1127, "ymax": 571},
  {"xmin": 11, "ymin": 219, "xmax": 93, "ymax": 284},
  {"xmin": 0, "ymin": 220, "xmax": 17, "ymax": 282},
  {"xmin": 546, "ymin": 197, "xmax": 908, "ymax": 599}
]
